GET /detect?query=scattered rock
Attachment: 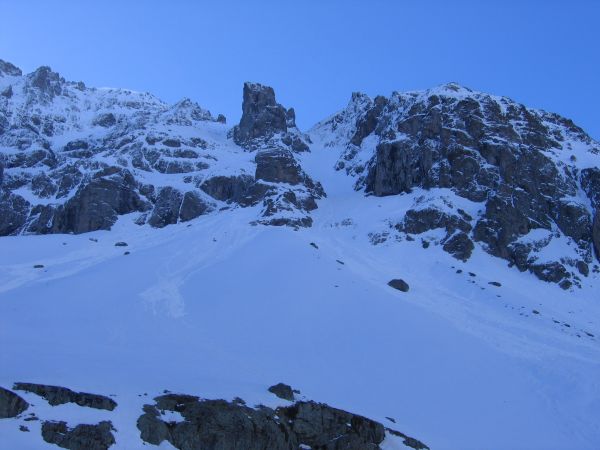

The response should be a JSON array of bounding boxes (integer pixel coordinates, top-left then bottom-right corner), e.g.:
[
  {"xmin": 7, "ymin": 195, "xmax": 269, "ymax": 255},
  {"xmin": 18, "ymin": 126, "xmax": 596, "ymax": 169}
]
[
  {"xmin": 19, "ymin": 425, "xmax": 29, "ymax": 432},
  {"xmin": 33, "ymin": 264, "xmax": 44, "ymax": 269},
  {"xmin": 114, "ymin": 242, "xmax": 127, "ymax": 247},
  {"xmin": 488, "ymin": 281, "xmax": 501, "ymax": 287},
  {"xmin": 388, "ymin": 279, "xmax": 410, "ymax": 292},
  {"xmin": 310, "ymin": 242, "xmax": 319, "ymax": 249}
]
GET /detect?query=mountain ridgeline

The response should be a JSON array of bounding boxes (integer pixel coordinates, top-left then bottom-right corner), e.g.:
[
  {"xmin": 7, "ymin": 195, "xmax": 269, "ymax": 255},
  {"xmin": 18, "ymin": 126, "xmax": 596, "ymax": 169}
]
[{"xmin": 1, "ymin": 59, "xmax": 599, "ymax": 289}]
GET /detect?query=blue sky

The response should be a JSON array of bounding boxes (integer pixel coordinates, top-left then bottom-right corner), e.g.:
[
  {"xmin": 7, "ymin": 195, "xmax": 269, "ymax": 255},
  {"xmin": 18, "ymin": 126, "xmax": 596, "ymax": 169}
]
[{"xmin": 1, "ymin": 0, "xmax": 599, "ymax": 138}]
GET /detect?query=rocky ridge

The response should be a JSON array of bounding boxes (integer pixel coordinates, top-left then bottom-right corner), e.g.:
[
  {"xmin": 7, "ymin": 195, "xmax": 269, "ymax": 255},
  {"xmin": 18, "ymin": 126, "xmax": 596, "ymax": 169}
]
[{"xmin": 1, "ymin": 60, "xmax": 599, "ymax": 287}]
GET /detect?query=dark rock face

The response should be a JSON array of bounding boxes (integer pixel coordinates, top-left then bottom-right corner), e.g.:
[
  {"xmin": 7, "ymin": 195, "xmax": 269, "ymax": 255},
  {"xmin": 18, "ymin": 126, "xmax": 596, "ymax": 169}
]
[
  {"xmin": 148, "ymin": 187, "xmax": 184, "ymax": 228},
  {"xmin": 233, "ymin": 82, "xmax": 288, "ymax": 147},
  {"xmin": 179, "ymin": 191, "xmax": 212, "ymax": 222},
  {"xmin": 25, "ymin": 169, "xmax": 149, "ymax": 235},
  {"xmin": 145, "ymin": 187, "xmax": 213, "ymax": 227},
  {"xmin": 442, "ymin": 232, "xmax": 474, "ymax": 261},
  {"xmin": 137, "ymin": 394, "xmax": 424, "ymax": 450},
  {"xmin": 0, "ymin": 386, "xmax": 29, "ymax": 418},
  {"xmin": 200, "ymin": 175, "xmax": 270, "ymax": 206},
  {"xmin": 581, "ymin": 168, "xmax": 600, "ymax": 209},
  {"xmin": 267, "ymin": 383, "xmax": 295, "ymax": 401},
  {"xmin": 283, "ymin": 401, "xmax": 387, "ymax": 450},
  {"xmin": 396, "ymin": 206, "xmax": 474, "ymax": 261},
  {"xmin": 41, "ymin": 420, "xmax": 115, "ymax": 450},
  {"xmin": 1, "ymin": 85, "xmax": 13, "ymax": 98},
  {"xmin": 255, "ymin": 148, "xmax": 304, "ymax": 185},
  {"xmin": 138, "ymin": 396, "xmax": 296, "ymax": 450},
  {"xmin": 593, "ymin": 212, "xmax": 600, "ymax": 260},
  {"xmin": 398, "ymin": 207, "xmax": 471, "ymax": 236},
  {"xmin": 92, "ymin": 113, "xmax": 116, "ymax": 128},
  {"xmin": 366, "ymin": 140, "xmax": 431, "ymax": 196},
  {"xmin": 320, "ymin": 83, "xmax": 600, "ymax": 285},
  {"xmin": 0, "ymin": 190, "xmax": 30, "ymax": 235},
  {"xmin": 13, "ymin": 383, "xmax": 117, "ymax": 411},
  {"xmin": 388, "ymin": 279, "xmax": 410, "ymax": 292}
]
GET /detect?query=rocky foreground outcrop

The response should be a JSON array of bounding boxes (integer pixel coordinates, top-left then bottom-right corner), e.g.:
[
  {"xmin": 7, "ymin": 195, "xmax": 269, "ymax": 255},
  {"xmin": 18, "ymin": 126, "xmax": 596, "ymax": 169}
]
[
  {"xmin": 137, "ymin": 394, "xmax": 427, "ymax": 450},
  {"xmin": 313, "ymin": 83, "xmax": 600, "ymax": 288},
  {"xmin": 0, "ymin": 382, "xmax": 428, "ymax": 450}
]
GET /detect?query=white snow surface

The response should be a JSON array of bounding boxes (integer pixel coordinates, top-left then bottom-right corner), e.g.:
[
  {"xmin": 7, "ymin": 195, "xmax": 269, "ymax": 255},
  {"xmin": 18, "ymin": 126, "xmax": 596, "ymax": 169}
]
[{"xmin": 0, "ymin": 139, "xmax": 599, "ymax": 449}]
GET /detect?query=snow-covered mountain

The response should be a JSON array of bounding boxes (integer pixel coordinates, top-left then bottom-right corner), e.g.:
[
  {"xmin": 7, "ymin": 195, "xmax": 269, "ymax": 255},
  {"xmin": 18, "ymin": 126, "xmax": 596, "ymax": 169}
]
[{"xmin": 1, "ymin": 59, "xmax": 599, "ymax": 449}]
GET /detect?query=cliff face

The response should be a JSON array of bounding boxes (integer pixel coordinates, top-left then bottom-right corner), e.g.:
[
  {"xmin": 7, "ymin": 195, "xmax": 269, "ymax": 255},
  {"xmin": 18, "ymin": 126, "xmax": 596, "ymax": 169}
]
[{"xmin": 311, "ymin": 83, "xmax": 600, "ymax": 288}]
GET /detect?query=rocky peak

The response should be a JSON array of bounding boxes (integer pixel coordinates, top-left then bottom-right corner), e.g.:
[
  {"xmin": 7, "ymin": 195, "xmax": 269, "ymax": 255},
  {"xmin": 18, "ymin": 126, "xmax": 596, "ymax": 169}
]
[
  {"xmin": 233, "ymin": 82, "xmax": 289, "ymax": 148},
  {"xmin": 26, "ymin": 66, "xmax": 64, "ymax": 98},
  {"xmin": 0, "ymin": 59, "xmax": 22, "ymax": 77},
  {"xmin": 161, "ymin": 97, "xmax": 217, "ymax": 125}
]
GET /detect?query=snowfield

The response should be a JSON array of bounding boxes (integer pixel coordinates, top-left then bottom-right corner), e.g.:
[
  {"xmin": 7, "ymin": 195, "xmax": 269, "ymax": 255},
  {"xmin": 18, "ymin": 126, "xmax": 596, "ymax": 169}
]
[{"xmin": 1, "ymin": 144, "xmax": 599, "ymax": 449}]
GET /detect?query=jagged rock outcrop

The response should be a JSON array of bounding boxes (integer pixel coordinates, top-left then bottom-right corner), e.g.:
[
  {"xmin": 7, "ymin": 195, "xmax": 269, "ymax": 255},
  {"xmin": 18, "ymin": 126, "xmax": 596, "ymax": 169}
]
[
  {"xmin": 233, "ymin": 82, "xmax": 289, "ymax": 147},
  {"xmin": 230, "ymin": 81, "xmax": 324, "ymax": 227},
  {"xmin": 13, "ymin": 383, "xmax": 117, "ymax": 411},
  {"xmin": 0, "ymin": 386, "xmax": 28, "ymax": 418},
  {"xmin": 313, "ymin": 83, "xmax": 600, "ymax": 287},
  {"xmin": 137, "ymin": 393, "xmax": 427, "ymax": 450}
]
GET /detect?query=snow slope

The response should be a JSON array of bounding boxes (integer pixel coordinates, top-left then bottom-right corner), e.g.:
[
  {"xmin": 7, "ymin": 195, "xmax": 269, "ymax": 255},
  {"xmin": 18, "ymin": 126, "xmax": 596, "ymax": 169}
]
[{"xmin": 1, "ymin": 141, "xmax": 599, "ymax": 449}]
